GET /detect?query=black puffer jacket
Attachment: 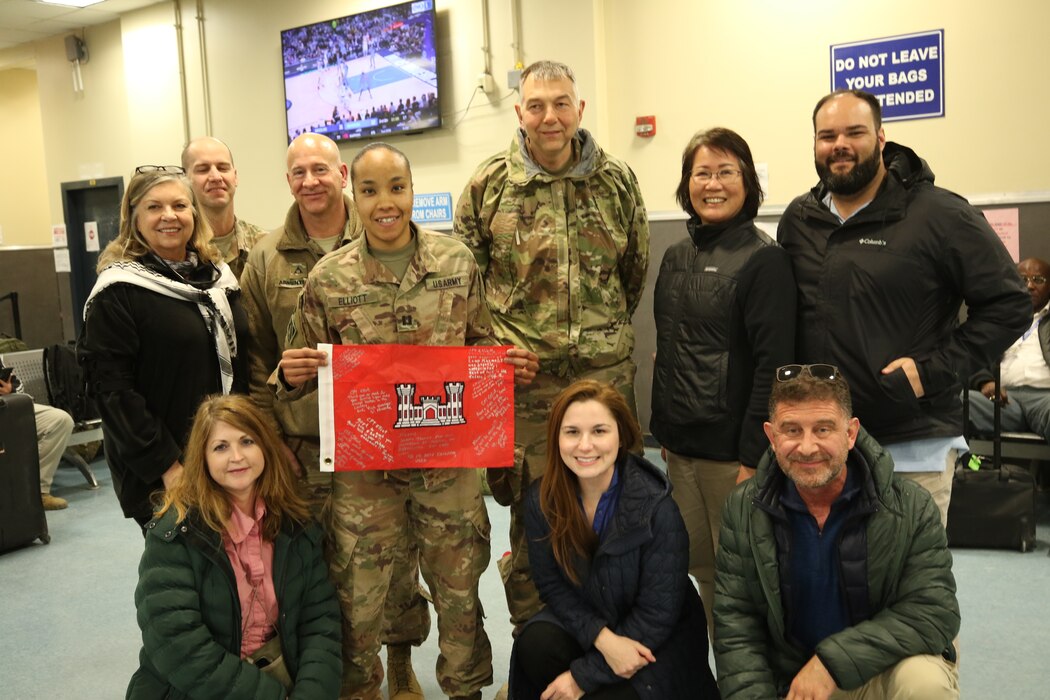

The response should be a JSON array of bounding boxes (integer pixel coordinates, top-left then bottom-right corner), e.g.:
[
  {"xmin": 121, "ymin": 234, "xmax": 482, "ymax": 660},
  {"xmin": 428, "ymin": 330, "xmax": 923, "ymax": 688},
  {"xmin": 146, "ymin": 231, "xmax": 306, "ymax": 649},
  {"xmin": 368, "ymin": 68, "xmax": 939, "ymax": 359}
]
[
  {"xmin": 778, "ymin": 142, "xmax": 1029, "ymax": 444},
  {"xmin": 518, "ymin": 454, "xmax": 719, "ymax": 699},
  {"xmin": 652, "ymin": 215, "xmax": 795, "ymax": 467}
]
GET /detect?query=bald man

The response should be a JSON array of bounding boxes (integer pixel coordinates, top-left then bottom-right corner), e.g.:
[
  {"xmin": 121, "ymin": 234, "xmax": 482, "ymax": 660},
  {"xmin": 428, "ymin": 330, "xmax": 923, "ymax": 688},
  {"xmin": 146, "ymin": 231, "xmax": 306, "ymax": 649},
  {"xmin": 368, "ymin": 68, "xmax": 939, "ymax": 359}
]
[
  {"xmin": 181, "ymin": 137, "xmax": 266, "ymax": 278},
  {"xmin": 968, "ymin": 257, "xmax": 1050, "ymax": 445},
  {"xmin": 240, "ymin": 133, "xmax": 430, "ymax": 699}
]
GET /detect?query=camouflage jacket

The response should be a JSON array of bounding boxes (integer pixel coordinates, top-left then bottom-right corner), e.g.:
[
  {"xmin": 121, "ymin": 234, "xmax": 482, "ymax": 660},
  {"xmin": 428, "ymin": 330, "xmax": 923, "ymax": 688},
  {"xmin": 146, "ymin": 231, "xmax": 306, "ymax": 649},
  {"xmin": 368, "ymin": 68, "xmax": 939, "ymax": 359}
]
[
  {"xmin": 286, "ymin": 225, "xmax": 494, "ymax": 354},
  {"xmin": 454, "ymin": 128, "xmax": 649, "ymax": 376},
  {"xmin": 241, "ymin": 194, "xmax": 363, "ymax": 439},
  {"xmin": 223, "ymin": 218, "xmax": 268, "ymax": 280}
]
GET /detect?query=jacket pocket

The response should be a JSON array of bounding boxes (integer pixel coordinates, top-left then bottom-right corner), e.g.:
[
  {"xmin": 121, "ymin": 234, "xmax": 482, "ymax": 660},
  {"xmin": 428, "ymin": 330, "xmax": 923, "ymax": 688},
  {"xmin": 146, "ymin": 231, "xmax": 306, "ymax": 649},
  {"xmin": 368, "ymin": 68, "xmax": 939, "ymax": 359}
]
[{"xmin": 874, "ymin": 366, "xmax": 923, "ymax": 424}]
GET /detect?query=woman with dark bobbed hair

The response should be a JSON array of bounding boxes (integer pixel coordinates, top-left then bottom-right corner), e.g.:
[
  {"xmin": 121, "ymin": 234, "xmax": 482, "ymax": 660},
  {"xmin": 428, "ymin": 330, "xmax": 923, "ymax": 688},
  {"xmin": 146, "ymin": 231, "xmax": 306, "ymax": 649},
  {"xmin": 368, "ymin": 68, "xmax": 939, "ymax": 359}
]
[
  {"xmin": 510, "ymin": 380, "xmax": 718, "ymax": 700},
  {"xmin": 78, "ymin": 166, "xmax": 250, "ymax": 529},
  {"xmin": 651, "ymin": 128, "xmax": 796, "ymax": 635}
]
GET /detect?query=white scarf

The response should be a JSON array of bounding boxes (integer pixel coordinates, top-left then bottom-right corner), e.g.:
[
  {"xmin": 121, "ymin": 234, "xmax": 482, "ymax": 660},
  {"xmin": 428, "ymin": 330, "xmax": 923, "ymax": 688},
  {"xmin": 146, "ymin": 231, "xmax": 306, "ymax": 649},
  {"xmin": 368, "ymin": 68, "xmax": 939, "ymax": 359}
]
[{"xmin": 84, "ymin": 259, "xmax": 240, "ymax": 394}]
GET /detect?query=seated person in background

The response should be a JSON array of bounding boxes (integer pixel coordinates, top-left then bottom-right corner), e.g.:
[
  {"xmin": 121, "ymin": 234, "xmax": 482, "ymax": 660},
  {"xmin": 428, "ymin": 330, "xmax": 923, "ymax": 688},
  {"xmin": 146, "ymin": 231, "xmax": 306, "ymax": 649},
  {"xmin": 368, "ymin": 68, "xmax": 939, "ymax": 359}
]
[
  {"xmin": 0, "ymin": 356, "xmax": 74, "ymax": 510},
  {"xmin": 968, "ymin": 257, "xmax": 1050, "ymax": 443},
  {"xmin": 715, "ymin": 365, "xmax": 959, "ymax": 700},
  {"xmin": 512, "ymin": 380, "xmax": 719, "ymax": 700},
  {"xmin": 128, "ymin": 394, "xmax": 341, "ymax": 699}
]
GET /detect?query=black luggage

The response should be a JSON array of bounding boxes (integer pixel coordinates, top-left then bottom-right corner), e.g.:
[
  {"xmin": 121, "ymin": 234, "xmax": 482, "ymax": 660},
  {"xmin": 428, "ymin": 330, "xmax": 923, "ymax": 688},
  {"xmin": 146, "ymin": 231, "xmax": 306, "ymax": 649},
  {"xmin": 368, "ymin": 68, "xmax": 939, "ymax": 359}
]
[
  {"xmin": 947, "ymin": 462, "xmax": 1035, "ymax": 551},
  {"xmin": 0, "ymin": 393, "xmax": 50, "ymax": 551},
  {"xmin": 950, "ymin": 365, "xmax": 1038, "ymax": 552}
]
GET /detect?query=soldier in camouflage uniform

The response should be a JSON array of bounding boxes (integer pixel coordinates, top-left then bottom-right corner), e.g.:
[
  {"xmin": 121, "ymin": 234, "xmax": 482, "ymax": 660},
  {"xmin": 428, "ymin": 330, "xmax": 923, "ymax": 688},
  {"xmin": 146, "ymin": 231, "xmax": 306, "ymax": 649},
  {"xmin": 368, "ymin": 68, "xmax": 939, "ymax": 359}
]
[
  {"xmin": 454, "ymin": 60, "xmax": 650, "ymax": 629},
  {"xmin": 278, "ymin": 143, "xmax": 539, "ymax": 700},
  {"xmin": 181, "ymin": 137, "xmax": 267, "ymax": 279},
  {"xmin": 244, "ymin": 134, "xmax": 431, "ymax": 700}
]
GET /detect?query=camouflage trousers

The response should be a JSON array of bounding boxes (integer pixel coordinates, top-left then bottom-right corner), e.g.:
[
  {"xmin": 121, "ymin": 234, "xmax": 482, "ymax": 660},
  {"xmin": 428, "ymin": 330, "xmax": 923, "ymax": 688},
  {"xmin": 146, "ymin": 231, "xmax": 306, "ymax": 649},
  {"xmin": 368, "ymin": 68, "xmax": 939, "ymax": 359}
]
[
  {"xmin": 329, "ymin": 467, "xmax": 493, "ymax": 699},
  {"xmin": 489, "ymin": 359, "xmax": 639, "ymax": 628},
  {"xmin": 291, "ymin": 437, "xmax": 432, "ymax": 652}
]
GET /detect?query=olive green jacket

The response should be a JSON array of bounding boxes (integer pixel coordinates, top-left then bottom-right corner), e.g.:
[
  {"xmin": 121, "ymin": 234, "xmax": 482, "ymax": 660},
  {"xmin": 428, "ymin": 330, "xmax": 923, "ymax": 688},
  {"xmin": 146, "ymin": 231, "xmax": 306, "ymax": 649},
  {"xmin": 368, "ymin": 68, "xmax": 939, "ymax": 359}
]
[
  {"xmin": 241, "ymin": 194, "xmax": 362, "ymax": 441},
  {"xmin": 714, "ymin": 429, "xmax": 960, "ymax": 698}
]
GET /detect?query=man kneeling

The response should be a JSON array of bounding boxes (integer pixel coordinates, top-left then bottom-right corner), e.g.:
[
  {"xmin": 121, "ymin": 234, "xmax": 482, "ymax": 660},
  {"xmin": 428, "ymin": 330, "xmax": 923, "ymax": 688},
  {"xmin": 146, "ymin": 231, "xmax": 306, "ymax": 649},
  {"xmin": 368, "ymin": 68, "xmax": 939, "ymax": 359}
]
[{"xmin": 714, "ymin": 364, "xmax": 959, "ymax": 699}]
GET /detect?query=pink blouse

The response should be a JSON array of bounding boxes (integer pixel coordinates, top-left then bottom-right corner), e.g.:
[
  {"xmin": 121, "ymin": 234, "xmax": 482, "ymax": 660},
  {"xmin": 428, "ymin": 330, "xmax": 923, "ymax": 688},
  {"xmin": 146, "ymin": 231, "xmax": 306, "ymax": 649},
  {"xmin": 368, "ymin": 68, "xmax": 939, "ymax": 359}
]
[{"xmin": 223, "ymin": 499, "xmax": 279, "ymax": 658}]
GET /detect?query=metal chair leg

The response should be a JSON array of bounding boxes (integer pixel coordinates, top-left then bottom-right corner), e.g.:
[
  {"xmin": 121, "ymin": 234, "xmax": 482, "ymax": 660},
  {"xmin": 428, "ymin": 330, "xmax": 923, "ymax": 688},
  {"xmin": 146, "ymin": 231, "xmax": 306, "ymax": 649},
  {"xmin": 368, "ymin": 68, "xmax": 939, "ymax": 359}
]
[{"xmin": 61, "ymin": 448, "xmax": 100, "ymax": 489}]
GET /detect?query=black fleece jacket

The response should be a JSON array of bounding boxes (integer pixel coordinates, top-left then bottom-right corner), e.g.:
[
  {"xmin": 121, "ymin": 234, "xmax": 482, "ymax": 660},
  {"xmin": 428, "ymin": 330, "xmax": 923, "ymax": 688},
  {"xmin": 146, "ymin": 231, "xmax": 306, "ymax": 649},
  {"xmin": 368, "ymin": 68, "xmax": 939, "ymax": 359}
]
[{"xmin": 78, "ymin": 253, "xmax": 249, "ymax": 521}]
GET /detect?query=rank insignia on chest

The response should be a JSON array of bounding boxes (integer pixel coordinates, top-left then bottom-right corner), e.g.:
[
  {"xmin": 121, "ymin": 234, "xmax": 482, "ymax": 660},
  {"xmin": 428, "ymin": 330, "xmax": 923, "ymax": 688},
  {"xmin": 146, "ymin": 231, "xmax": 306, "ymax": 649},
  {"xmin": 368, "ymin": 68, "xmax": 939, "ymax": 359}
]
[{"xmin": 397, "ymin": 314, "xmax": 420, "ymax": 332}]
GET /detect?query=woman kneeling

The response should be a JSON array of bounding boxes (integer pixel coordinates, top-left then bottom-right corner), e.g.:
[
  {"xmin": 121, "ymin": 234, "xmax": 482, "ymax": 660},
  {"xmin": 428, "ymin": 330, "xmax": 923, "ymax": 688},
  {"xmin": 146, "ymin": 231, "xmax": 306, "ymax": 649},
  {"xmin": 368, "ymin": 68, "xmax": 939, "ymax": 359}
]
[
  {"xmin": 511, "ymin": 380, "xmax": 720, "ymax": 700},
  {"xmin": 128, "ymin": 394, "xmax": 341, "ymax": 699}
]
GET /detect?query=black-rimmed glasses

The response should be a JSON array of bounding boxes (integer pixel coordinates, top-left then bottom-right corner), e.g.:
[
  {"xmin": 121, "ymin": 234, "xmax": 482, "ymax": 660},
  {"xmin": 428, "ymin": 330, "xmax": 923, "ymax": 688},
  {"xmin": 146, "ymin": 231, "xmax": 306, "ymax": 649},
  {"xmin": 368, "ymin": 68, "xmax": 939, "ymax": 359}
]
[
  {"xmin": 134, "ymin": 165, "xmax": 186, "ymax": 175},
  {"xmin": 776, "ymin": 364, "xmax": 841, "ymax": 382}
]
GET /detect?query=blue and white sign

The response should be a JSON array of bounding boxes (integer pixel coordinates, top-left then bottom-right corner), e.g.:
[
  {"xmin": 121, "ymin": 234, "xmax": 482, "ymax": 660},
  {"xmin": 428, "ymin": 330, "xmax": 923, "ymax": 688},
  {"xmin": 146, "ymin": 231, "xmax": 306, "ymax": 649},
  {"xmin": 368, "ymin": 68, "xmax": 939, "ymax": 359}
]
[
  {"xmin": 413, "ymin": 192, "xmax": 453, "ymax": 224},
  {"xmin": 831, "ymin": 30, "xmax": 944, "ymax": 122}
]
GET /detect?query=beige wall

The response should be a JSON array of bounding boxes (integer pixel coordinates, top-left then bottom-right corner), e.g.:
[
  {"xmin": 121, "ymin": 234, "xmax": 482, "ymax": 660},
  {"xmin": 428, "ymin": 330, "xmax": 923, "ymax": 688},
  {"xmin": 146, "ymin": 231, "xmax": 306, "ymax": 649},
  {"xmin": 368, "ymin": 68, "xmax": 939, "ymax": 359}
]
[
  {"xmin": 0, "ymin": 69, "xmax": 50, "ymax": 246},
  {"xmin": 3, "ymin": 0, "xmax": 1049, "ymax": 247},
  {"xmin": 602, "ymin": 0, "xmax": 1050, "ymax": 211}
]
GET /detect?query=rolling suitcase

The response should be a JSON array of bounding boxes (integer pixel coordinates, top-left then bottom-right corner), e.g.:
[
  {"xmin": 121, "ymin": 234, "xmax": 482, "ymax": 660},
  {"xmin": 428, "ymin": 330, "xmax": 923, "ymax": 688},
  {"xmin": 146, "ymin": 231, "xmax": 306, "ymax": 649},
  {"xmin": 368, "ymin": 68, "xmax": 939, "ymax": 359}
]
[
  {"xmin": 0, "ymin": 393, "xmax": 50, "ymax": 551},
  {"xmin": 949, "ymin": 365, "xmax": 1037, "ymax": 551}
]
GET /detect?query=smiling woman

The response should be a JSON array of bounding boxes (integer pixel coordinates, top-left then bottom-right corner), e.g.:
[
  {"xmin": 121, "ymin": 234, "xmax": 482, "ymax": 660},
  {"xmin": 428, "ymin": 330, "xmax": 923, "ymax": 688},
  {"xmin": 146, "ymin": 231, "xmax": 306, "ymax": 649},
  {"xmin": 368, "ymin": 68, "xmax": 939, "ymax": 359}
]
[
  {"xmin": 652, "ymin": 127, "xmax": 797, "ymax": 636},
  {"xmin": 127, "ymin": 394, "xmax": 341, "ymax": 698},
  {"xmin": 509, "ymin": 380, "xmax": 719, "ymax": 700},
  {"xmin": 76, "ymin": 168, "xmax": 251, "ymax": 529}
]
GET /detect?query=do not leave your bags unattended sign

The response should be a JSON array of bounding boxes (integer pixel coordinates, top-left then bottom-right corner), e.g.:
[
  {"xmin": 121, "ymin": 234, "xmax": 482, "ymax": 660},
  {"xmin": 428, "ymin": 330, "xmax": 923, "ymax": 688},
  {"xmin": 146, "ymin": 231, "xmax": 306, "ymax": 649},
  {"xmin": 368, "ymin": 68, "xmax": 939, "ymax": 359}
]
[{"xmin": 317, "ymin": 343, "xmax": 515, "ymax": 471}]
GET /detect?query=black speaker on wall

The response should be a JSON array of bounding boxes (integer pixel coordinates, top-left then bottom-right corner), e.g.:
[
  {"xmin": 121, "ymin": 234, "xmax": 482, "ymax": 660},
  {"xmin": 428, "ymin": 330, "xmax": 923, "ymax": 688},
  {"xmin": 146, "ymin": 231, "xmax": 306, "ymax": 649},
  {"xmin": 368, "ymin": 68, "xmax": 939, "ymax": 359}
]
[{"xmin": 64, "ymin": 35, "xmax": 88, "ymax": 63}]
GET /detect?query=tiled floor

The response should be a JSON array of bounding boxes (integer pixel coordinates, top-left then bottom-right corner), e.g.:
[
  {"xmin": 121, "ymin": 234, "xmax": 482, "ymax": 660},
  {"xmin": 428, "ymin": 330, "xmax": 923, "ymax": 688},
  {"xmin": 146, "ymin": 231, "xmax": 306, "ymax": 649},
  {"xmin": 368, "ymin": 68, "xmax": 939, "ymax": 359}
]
[{"xmin": 1, "ymin": 455, "xmax": 1047, "ymax": 698}]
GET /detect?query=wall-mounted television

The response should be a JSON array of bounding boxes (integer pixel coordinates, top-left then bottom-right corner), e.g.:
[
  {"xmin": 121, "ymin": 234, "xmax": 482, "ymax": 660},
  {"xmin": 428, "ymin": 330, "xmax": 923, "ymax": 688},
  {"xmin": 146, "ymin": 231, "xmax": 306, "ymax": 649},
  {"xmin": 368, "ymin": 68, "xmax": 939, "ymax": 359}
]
[{"xmin": 281, "ymin": 0, "xmax": 440, "ymax": 144}]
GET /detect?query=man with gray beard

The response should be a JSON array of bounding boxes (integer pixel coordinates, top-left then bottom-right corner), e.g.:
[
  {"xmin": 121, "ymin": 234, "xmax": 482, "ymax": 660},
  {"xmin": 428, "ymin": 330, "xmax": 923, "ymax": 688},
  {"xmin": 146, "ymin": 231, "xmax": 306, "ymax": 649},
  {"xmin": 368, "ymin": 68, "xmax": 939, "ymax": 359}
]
[{"xmin": 775, "ymin": 89, "xmax": 1029, "ymax": 526}]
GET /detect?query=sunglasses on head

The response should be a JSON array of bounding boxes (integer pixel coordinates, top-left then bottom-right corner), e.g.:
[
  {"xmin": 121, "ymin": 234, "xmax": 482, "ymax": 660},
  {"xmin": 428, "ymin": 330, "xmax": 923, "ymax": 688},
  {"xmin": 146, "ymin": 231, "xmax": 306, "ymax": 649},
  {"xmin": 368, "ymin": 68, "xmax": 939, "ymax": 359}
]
[
  {"xmin": 135, "ymin": 165, "xmax": 186, "ymax": 175},
  {"xmin": 775, "ymin": 364, "xmax": 841, "ymax": 382}
]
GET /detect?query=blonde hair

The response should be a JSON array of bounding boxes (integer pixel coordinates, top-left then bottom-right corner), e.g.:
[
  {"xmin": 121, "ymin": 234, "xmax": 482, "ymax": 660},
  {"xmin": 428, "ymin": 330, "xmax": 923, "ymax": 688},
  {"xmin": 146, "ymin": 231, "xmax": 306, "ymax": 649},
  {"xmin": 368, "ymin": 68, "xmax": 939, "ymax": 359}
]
[
  {"xmin": 97, "ymin": 169, "xmax": 218, "ymax": 272},
  {"xmin": 156, "ymin": 394, "xmax": 311, "ymax": 540}
]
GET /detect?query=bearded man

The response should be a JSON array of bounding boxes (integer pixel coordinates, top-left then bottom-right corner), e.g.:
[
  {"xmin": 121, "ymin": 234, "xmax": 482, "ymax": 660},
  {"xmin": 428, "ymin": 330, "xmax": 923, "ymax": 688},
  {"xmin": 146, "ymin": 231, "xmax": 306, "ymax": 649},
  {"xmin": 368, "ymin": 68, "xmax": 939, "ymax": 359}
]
[{"xmin": 774, "ymin": 89, "xmax": 1029, "ymax": 525}]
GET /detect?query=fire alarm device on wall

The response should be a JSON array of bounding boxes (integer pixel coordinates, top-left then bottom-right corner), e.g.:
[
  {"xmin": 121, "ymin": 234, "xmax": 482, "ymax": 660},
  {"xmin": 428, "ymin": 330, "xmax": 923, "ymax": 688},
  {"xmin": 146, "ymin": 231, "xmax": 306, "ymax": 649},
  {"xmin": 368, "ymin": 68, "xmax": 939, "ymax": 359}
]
[{"xmin": 635, "ymin": 116, "xmax": 656, "ymax": 138}]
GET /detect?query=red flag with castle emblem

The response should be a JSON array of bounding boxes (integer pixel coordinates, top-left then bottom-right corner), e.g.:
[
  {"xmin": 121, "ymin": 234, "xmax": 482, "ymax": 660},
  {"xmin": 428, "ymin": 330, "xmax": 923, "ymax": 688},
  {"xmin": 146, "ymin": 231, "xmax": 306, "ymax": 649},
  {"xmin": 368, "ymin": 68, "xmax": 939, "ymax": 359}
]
[{"xmin": 317, "ymin": 343, "xmax": 515, "ymax": 471}]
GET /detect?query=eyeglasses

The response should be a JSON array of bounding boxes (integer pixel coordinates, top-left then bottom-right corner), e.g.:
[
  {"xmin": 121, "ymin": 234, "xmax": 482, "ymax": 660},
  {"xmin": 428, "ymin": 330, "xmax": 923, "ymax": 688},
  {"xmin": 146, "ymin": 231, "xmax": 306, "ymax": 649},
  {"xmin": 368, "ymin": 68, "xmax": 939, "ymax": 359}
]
[
  {"xmin": 776, "ymin": 364, "xmax": 841, "ymax": 382},
  {"xmin": 1021, "ymin": 275, "xmax": 1047, "ymax": 285},
  {"xmin": 134, "ymin": 165, "xmax": 186, "ymax": 175},
  {"xmin": 691, "ymin": 168, "xmax": 742, "ymax": 184}
]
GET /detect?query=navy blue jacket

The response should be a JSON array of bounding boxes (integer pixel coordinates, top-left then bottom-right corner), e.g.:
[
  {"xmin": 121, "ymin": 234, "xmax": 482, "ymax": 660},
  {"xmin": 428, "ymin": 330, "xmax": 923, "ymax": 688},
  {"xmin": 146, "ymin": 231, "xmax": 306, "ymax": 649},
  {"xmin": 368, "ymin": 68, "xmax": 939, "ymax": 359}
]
[{"xmin": 518, "ymin": 454, "xmax": 719, "ymax": 699}]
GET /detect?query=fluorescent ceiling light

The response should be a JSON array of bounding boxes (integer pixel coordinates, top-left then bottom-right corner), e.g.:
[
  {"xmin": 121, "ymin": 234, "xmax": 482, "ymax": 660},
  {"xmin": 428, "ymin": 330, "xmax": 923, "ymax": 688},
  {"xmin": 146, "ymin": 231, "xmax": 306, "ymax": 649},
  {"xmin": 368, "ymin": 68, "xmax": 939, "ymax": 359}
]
[{"xmin": 37, "ymin": 0, "xmax": 106, "ymax": 8}]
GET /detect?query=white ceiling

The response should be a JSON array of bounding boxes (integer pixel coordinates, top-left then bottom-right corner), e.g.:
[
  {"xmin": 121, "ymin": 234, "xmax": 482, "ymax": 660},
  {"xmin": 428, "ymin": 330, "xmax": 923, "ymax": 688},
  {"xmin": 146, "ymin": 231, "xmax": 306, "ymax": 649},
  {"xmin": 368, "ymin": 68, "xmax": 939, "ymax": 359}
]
[{"xmin": 0, "ymin": 0, "xmax": 162, "ymax": 57}]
